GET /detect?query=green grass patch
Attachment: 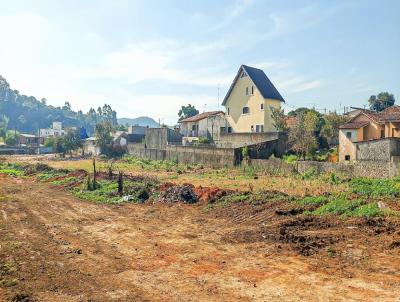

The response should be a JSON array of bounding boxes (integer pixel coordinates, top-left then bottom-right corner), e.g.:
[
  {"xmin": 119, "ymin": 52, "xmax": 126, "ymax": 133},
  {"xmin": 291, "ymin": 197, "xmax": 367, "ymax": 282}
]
[
  {"xmin": 296, "ymin": 196, "xmax": 327, "ymax": 206},
  {"xmin": 313, "ymin": 197, "xmax": 364, "ymax": 216},
  {"xmin": 37, "ymin": 171, "xmax": 69, "ymax": 181},
  {"xmin": 72, "ymin": 180, "xmax": 121, "ymax": 204},
  {"xmin": 51, "ymin": 176, "xmax": 81, "ymax": 186},
  {"xmin": 348, "ymin": 202, "xmax": 383, "ymax": 218},
  {"xmin": 350, "ymin": 178, "xmax": 400, "ymax": 197},
  {"xmin": 0, "ymin": 162, "xmax": 25, "ymax": 176}
]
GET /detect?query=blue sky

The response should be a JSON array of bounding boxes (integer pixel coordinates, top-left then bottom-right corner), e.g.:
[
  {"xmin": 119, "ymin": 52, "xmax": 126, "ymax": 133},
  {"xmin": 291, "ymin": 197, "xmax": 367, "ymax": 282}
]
[{"xmin": 0, "ymin": 0, "xmax": 399, "ymax": 124}]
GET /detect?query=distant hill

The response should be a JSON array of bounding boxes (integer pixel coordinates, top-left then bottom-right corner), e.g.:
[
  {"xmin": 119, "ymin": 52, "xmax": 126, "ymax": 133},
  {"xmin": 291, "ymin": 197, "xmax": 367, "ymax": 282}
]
[
  {"xmin": 0, "ymin": 75, "xmax": 117, "ymax": 136},
  {"xmin": 118, "ymin": 116, "xmax": 159, "ymax": 128}
]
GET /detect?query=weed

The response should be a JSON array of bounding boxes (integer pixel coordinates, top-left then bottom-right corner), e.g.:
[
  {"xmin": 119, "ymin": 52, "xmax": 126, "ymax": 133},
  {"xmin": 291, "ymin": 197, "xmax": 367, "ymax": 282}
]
[
  {"xmin": 300, "ymin": 168, "xmax": 317, "ymax": 180},
  {"xmin": 327, "ymin": 246, "xmax": 335, "ymax": 257}
]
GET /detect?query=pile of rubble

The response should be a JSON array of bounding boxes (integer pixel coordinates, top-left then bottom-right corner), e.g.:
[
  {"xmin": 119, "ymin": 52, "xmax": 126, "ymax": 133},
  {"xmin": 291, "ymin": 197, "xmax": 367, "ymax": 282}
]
[{"xmin": 158, "ymin": 183, "xmax": 199, "ymax": 203}]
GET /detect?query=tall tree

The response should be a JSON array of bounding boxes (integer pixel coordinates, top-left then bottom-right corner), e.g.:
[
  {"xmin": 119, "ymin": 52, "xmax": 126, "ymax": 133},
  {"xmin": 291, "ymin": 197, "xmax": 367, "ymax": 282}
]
[
  {"xmin": 368, "ymin": 92, "xmax": 395, "ymax": 112},
  {"xmin": 289, "ymin": 112, "xmax": 318, "ymax": 159},
  {"xmin": 95, "ymin": 121, "xmax": 113, "ymax": 155},
  {"xmin": 320, "ymin": 112, "xmax": 347, "ymax": 146},
  {"xmin": 63, "ymin": 129, "xmax": 83, "ymax": 155},
  {"xmin": 270, "ymin": 107, "xmax": 288, "ymax": 131},
  {"xmin": 178, "ymin": 104, "xmax": 199, "ymax": 121}
]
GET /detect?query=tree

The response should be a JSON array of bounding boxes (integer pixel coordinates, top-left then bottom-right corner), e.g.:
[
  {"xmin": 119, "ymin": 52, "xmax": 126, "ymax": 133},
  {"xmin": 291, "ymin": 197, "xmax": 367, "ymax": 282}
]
[
  {"xmin": 5, "ymin": 130, "xmax": 18, "ymax": 146},
  {"xmin": 95, "ymin": 121, "xmax": 113, "ymax": 155},
  {"xmin": 368, "ymin": 92, "xmax": 395, "ymax": 112},
  {"xmin": 62, "ymin": 101, "xmax": 72, "ymax": 111},
  {"xmin": 63, "ymin": 129, "xmax": 82, "ymax": 155},
  {"xmin": 178, "ymin": 104, "xmax": 199, "ymax": 121},
  {"xmin": 0, "ymin": 114, "xmax": 9, "ymax": 139},
  {"xmin": 270, "ymin": 107, "xmax": 288, "ymax": 131},
  {"xmin": 304, "ymin": 111, "xmax": 320, "ymax": 133},
  {"xmin": 320, "ymin": 112, "xmax": 347, "ymax": 146},
  {"xmin": 289, "ymin": 112, "xmax": 318, "ymax": 159}
]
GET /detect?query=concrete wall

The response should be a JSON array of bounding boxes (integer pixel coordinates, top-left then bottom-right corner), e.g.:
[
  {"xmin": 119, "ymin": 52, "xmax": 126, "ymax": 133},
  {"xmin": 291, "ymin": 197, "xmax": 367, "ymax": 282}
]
[
  {"xmin": 250, "ymin": 158, "xmax": 295, "ymax": 175},
  {"xmin": 145, "ymin": 128, "xmax": 182, "ymax": 149},
  {"xmin": 166, "ymin": 145, "xmax": 236, "ymax": 167},
  {"xmin": 216, "ymin": 131, "xmax": 281, "ymax": 148},
  {"xmin": 127, "ymin": 142, "xmax": 237, "ymax": 167},
  {"xmin": 297, "ymin": 160, "xmax": 393, "ymax": 178}
]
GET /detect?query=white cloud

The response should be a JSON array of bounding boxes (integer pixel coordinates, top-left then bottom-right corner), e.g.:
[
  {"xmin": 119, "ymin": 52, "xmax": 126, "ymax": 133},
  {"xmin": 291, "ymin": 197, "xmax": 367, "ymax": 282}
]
[{"xmin": 206, "ymin": 0, "xmax": 253, "ymax": 32}]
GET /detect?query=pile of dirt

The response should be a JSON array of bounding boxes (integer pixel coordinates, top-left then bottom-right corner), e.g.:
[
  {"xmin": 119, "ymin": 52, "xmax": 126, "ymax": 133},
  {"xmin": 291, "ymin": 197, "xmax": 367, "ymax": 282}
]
[
  {"xmin": 193, "ymin": 186, "xmax": 227, "ymax": 203},
  {"xmin": 158, "ymin": 183, "xmax": 198, "ymax": 203}
]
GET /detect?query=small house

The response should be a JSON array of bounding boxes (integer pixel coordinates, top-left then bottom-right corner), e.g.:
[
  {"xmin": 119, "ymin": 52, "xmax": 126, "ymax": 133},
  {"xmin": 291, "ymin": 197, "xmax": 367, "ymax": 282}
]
[{"xmin": 179, "ymin": 111, "xmax": 225, "ymax": 141}]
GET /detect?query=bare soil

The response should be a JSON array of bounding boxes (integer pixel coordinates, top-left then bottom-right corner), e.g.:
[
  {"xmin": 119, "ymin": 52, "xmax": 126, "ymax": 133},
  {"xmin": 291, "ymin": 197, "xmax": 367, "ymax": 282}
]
[{"xmin": 1, "ymin": 175, "xmax": 400, "ymax": 301}]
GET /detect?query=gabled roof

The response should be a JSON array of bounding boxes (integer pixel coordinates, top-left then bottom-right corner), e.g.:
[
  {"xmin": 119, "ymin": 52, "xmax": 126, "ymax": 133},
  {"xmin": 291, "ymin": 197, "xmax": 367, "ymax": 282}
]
[
  {"xmin": 339, "ymin": 121, "xmax": 369, "ymax": 129},
  {"xmin": 348, "ymin": 105, "xmax": 400, "ymax": 124},
  {"xmin": 222, "ymin": 65, "xmax": 285, "ymax": 105},
  {"xmin": 179, "ymin": 111, "xmax": 224, "ymax": 123}
]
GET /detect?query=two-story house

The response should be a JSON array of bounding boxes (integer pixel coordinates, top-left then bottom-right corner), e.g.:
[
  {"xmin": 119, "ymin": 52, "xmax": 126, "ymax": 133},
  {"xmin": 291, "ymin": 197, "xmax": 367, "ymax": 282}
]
[
  {"xmin": 222, "ymin": 65, "xmax": 285, "ymax": 133},
  {"xmin": 339, "ymin": 105, "xmax": 400, "ymax": 162}
]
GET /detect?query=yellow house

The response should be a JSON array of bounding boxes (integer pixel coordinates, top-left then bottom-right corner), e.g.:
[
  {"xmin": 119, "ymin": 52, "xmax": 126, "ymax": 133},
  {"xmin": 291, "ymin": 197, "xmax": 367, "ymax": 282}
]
[{"xmin": 222, "ymin": 65, "xmax": 285, "ymax": 133}]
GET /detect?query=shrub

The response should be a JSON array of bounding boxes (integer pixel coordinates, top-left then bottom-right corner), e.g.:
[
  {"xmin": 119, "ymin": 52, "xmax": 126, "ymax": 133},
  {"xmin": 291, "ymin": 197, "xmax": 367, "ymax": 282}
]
[{"xmin": 283, "ymin": 154, "xmax": 299, "ymax": 164}]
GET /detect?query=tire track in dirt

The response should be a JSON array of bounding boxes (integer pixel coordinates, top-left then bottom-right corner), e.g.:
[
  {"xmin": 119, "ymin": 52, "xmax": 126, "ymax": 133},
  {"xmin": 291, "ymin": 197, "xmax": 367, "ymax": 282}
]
[{"xmin": 1, "ymin": 176, "xmax": 400, "ymax": 302}]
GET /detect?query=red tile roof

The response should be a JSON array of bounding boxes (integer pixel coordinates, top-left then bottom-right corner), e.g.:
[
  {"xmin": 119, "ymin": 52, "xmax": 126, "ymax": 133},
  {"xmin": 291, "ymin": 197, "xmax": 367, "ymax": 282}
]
[
  {"xmin": 339, "ymin": 121, "xmax": 369, "ymax": 129},
  {"xmin": 179, "ymin": 111, "xmax": 224, "ymax": 123}
]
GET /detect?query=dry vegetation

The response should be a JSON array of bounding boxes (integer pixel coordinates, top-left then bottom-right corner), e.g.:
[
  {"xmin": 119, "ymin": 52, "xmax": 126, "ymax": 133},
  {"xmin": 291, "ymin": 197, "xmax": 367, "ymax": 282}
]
[{"xmin": 0, "ymin": 155, "xmax": 400, "ymax": 302}]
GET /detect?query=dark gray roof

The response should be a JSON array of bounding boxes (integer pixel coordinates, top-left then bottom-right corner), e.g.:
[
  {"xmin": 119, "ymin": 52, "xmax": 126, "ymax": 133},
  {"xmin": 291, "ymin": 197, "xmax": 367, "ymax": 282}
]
[{"xmin": 222, "ymin": 65, "xmax": 285, "ymax": 105}]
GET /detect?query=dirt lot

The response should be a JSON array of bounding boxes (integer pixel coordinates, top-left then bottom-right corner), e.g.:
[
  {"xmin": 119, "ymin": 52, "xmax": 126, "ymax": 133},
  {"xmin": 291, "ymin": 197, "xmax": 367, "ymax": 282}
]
[{"xmin": 1, "ymin": 174, "xmax": 400, "ymax": 302}]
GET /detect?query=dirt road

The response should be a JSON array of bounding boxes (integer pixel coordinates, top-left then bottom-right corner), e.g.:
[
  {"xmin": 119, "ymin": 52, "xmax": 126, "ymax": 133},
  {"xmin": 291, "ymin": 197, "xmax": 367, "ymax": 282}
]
[{"xmin": 1, "ymin": 175, "xmax": 399, "ymax": 301}]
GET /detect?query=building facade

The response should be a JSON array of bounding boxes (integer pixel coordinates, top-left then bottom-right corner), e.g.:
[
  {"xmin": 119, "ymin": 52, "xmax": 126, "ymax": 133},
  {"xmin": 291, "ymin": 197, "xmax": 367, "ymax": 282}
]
[
  {"xmin": 222, "ymin": 65, "xmax": 285, "ymax": 133},
  {"xmin": 39, "ymin": 121, "xmax": 65, "ymax": 137},
  {"xmin": 339, "ymin": 105, "xmax": 400, "ymax": 162}
]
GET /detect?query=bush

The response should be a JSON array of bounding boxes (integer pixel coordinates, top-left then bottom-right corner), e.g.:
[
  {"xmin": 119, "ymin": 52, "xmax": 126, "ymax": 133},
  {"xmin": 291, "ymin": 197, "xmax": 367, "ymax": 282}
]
[
  {"xmin": 197, "ymin": 136, "xmax": 210, "ymax": 144},
  {"xmin": 283, "ymin": 154, "xmax": 299, "ymax": 164}
]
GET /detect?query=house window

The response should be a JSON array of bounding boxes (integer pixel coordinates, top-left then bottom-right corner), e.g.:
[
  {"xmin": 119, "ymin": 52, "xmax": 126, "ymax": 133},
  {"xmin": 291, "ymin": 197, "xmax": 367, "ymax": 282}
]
[
  {"xmin": 261, "ymin": 103, "xmax": 264, "ymax": 110},
  {"xmin": 242, "ymin": 107, "xmax": 249, "ymax": 114},
  {"xmin": 245, "ymin": 87, "xmax": 249, "ymax": 95},
  {"xmin": 227, "ymin": 127, "xmax": 232, "ymax": 133},
  {"xmin": 251, "ymin": 85, "xmax": 254, "ymax": 95},
  {"xmin": 255, "ymin": 125, "xmax": 264, "ymax": 133},
  {"xmin": 227, "ymin": 108, "xmax": 230, "ymax": 115},
  {"xmin": 345, "ymin": 155, "xmax": 351, "ymax": 161},
  {"xmin": 346, "ymin": 132, "xmax": 352, "ymax": 139},
  {"xmin": 192, "ymin": 125, "xmax": 197, "ymax": 131},
  {"xmin": 381, "ymin": 130, "xmax": 385, "ymax": 138},
  {"xmin": 220, "ymin": 127, "xmax": 226, "ymax": 133}
]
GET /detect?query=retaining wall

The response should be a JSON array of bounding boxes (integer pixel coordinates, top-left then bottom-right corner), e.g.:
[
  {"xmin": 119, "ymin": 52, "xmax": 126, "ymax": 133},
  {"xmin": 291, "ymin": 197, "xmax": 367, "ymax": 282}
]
[{"xmin": 127, "ymin": 143, "xmax": 236, "ymax": 167}]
